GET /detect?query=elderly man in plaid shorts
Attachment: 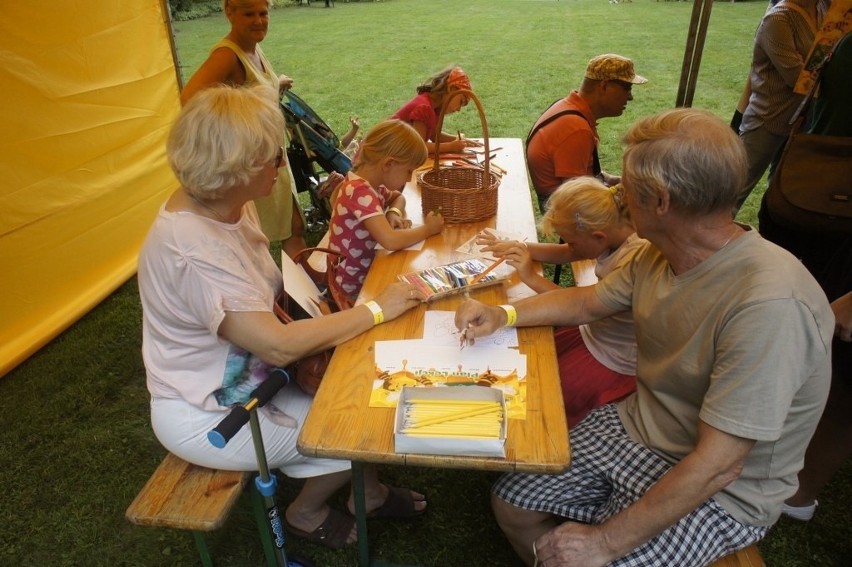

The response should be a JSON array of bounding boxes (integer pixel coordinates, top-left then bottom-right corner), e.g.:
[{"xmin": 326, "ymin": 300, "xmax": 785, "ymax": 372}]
[{"xmin": 455, "ymin": 108, "xmax": 833, "ymax": 567}]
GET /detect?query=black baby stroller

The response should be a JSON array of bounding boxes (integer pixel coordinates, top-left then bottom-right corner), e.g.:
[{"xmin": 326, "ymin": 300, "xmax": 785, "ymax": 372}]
[{"xmin": 281, "ymin": 90, "xmax": 353, "ymax": 231}]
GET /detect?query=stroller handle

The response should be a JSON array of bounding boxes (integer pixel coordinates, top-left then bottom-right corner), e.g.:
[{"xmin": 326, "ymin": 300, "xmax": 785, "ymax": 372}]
[{"xmin": 208, "ymin": 368, "xmax": 291, "ymax": 448}]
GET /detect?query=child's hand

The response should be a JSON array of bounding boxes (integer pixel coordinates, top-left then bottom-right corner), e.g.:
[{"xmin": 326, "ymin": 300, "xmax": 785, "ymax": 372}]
[
  {"xmin": 477, "ymin": 230, "xmax": 523, "ymax": 259},
  {"xmin": 318, "ymin": 171, "xmax": 344, "ymax": 199},
  {"xmin": 444, "ymin": 138, "xmax": 481, "ymax": 153},
  {"xmin": 501, "ymin": 241, "xmax": 535, "ymax": 281},
  {"xmin": 475, "ymin": 230, "xmax": 499, "ymax": 248},
  {"xmin": 386, "ymin": 210, "xmax": 412, "ymax": 229},
  {"xmin": 424, "ymin": 210, "xmax": 445, "ymax": 235}
]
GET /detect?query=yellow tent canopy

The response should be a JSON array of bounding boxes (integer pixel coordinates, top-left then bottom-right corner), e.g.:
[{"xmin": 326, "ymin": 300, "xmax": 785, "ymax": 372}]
[{"xmin": 0, "ymin": 0, "xmax": 181, "ymax": 376}]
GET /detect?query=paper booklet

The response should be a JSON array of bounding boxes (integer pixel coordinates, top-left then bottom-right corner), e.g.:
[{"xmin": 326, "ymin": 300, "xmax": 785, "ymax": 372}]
[
  {"xmin": 280, "ymin": 251, "xmax": 325, "ymax": 318},
  {"xmin": 370, "ymin": 340, "xmax": 528, "ymax": 419}
]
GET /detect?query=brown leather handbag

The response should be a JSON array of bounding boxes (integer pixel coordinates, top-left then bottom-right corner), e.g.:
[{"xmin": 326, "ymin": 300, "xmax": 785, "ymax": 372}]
[
  {"xmin": 765, "ymin": 120, "xmax": 852, "ymax": 234},
  {"xmin": 273, "ymin": 247, "xmax": 351, "ymax": 395}
]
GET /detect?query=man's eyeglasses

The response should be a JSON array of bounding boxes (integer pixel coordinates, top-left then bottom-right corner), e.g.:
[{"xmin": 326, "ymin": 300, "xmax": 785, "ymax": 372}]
[
  {"xmin": 274, "ymin": 146, "xmax": 284, "ymax": 168},
  {"xmin": 611, "ymin": 80, "xmax": 633, "ymax": 93}
]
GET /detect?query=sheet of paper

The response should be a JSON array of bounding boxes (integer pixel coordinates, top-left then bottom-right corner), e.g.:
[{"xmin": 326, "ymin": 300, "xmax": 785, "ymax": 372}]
[
  {"xmin": 421, "ymin": 310, "xmax": 518, "ymax": 348},
  {"xmin": 371, "ymin": 340, "xmax": 527, "ymax": 418},
  {"xmin": 280, "ymin": 251, "xmax": 325, "ymax": 319},
  {"xmin": 456, "ymin": 228, "xmax": 528, "ymax": 261}
]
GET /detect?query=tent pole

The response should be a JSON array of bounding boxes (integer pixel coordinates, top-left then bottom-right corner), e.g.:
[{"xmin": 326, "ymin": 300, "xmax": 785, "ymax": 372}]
[
  {"xmin": 160, "ymin": 0, "xmax": 186, "ymax": 94},
  {"xmin": 676, "ymin": 0, "xmax": 715, "ymax": 108}
]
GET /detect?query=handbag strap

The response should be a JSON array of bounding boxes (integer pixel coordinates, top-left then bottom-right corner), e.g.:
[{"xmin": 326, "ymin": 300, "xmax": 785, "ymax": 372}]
[{"xmin": 291, "ymin": 246, "xmax": 352, "ymax": 312}]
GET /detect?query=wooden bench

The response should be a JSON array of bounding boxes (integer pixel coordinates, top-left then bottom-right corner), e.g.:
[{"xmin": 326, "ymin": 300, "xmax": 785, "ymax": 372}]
[
  {"xmin": 709, "ymin": 545, "xmax": 765, "ymax": 567},
  {"xmin": 126, "ymin": 452, "xmax": 251, "ymax": 567}
]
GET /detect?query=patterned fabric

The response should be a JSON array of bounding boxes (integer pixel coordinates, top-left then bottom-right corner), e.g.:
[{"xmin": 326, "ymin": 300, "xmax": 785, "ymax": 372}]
[
  {"xmin": 493, "ymin": 405, "xmax": 768, "ymax": 567},
  {"xmin": 447, "ymin": 66, "xmax": 472, "ymax": 91},
  {"xmin": 139, "ymin": 202, "xmax": 282, "ymax": 411},
  {"xmin": 392, "ymin": 92, "xmax": 439, "ymax": 141},
  {"xmin": 741, "ymin": 0, "xmax": 826, "ymax": 136},
  {"xmin": 584, "ymin": 53, "xmax": 647, "ymax": 84},
  {"xmin": 327, "ymin": 172, "xmax": 393, "ymax": 298}
]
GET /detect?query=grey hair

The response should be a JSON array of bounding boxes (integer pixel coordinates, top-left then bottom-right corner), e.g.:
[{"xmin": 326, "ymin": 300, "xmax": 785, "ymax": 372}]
[
  {"xmin": 167, "ymin": 84, "xmax": 284, "ymax": 199},
  {"xmin": 622, "ymin": 108, "xmax": 746, "ymax": 215}
]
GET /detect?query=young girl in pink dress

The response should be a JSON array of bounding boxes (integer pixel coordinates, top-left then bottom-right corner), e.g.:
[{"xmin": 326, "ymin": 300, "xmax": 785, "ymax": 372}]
[{"xmin": 328, "ymin": 120, "xmax": 445, "ymax": 301}]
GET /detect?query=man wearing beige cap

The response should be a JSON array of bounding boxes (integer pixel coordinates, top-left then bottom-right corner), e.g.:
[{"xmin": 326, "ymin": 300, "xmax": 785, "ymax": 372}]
[{"xmin": 526, "ymin": 54, "xmax": 647, "ymax": 211}]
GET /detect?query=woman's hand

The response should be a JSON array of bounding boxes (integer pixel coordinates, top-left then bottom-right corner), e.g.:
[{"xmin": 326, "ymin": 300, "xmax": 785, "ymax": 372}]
[{"xmin": 373, "ymin": 282, "xmax": 425, "ymax": 321}]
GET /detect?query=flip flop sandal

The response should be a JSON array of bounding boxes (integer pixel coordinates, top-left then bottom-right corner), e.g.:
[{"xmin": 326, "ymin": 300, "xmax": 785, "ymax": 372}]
[
  {"xmin": 282, "ymin": 508, "xmax": 355, "ymax": 550},
  {"xmin": 367, "ymin": 485, "xmax": 426, "ymax": 519}
]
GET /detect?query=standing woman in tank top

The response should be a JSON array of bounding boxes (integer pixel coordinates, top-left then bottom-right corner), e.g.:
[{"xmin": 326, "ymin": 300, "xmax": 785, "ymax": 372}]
[{"xmin": 181, "ymin": 0, "xmax": 307, "ymax": 259}]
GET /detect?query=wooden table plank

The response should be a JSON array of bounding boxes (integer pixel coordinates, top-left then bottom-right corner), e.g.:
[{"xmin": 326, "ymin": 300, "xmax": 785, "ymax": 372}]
[{"xmin": 298, "ymin": 138, "xmax": 570, "ymax": 475}]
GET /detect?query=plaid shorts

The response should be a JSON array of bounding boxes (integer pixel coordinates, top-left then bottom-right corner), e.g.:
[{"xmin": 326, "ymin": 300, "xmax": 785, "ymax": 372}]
[{"xmin": 492, "ymin": 405, "xmax": 768, "ymax": 567}]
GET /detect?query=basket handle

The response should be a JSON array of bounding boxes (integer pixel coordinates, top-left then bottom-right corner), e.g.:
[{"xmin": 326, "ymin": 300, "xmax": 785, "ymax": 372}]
[{"xmin": 432, "ymin": 89, "xmax": 491, "ymax": 190}]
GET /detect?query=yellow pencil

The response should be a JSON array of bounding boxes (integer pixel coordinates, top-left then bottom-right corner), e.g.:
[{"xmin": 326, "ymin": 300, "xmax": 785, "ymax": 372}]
[
  {"xmin": 407, "ymin": 405, "xmax": 502, "ymax": 428},
  {"xmin": 408, "ymin": 399, "xmax": 496, "ymax": 406}
]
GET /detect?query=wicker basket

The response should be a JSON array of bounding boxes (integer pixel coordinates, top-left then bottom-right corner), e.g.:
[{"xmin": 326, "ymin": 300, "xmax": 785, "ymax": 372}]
[{"xmin": 418, "ymin": 89, "xmax": 501, "ymax": 223}]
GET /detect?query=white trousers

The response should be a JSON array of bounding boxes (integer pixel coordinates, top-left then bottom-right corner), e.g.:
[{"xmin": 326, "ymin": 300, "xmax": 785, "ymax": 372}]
[{"xmin": 150, "ymin": 383, "xmax": 350, "ymax": 478}]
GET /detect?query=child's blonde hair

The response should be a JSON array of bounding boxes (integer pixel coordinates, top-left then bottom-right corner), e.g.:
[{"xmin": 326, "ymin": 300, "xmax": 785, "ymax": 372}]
[
  {"xmin": 354, "ymin": 119, "xmax": 428, "ymax": 169},
  {"xmin": 541, "ymin": 177, "xmax": 631, "ymax": 237}
]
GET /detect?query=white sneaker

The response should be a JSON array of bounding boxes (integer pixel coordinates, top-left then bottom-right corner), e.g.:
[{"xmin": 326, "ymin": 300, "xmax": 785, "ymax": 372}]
[{"xmin": 781, "ymin": 500, "xmax": 817, "ymax": 521}]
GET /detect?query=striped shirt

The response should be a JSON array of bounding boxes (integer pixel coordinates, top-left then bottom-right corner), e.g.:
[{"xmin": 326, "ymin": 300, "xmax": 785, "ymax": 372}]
[{"xmin": 741, "ymin": 0, "xmax": 827, "ymax": 136}]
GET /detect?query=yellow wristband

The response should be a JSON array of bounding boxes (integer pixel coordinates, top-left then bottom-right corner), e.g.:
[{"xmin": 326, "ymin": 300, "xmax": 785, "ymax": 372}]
[
  {"xmin": 499, "ymin": 304, "xmax": 517, "ymax": 327},
  {"xmin": 386, "ymin": 206, "xmax": 404, "ymax": 218},
  {"xmin": 364, "ymin": 300, "xmax": 384, "ymax": 326}
]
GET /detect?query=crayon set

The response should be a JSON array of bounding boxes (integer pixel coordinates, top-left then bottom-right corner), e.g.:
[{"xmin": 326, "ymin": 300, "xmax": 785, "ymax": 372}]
[{"xmin": 398, "ymin": 258, "xmax": 506, "ymax": 300}]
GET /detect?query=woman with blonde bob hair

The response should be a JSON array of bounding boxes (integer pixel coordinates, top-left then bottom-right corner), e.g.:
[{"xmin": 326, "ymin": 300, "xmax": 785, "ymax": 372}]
[{"xmin": 139, "ymin": 85, "xmax": 428, "ymax": 551}]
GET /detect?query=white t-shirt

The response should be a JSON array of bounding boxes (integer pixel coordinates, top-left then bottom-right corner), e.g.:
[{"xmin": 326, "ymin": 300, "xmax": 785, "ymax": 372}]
[
  {"xmin": 138, "ymin": 202, "xmax": 282, "ymax": 412},
  {"xmin": 597, "ymin": 228, "xmax": 833, "ymax": 526}
]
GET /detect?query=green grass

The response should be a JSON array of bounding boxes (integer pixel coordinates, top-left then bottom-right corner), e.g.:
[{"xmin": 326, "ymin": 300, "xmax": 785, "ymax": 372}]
[{"xmin": 2, "ymin": 1, "xmax": 849, "ymax": 565}]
